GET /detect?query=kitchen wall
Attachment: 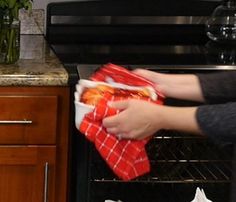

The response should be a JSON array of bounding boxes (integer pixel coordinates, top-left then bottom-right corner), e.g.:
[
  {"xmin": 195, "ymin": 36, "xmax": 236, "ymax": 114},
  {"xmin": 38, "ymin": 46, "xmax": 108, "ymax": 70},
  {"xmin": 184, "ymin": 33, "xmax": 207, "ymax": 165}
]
[
  {"xmin": 33, "ymin": 0, "xmax": 221, "ymax": 9},
  {"xmin": 19, "ymin": 9, "xmax": 44, "ymax": 34},
  {"xmin": 33, "ymin": 0, "xmax": 83, "ymax": 10},
  {"xmin": 20, "ymin": 0, "xmax": 89, "ymax": 34},
  {"xmin": 23, "ymin": 0, "xmax": 221, "ymax": 34}
]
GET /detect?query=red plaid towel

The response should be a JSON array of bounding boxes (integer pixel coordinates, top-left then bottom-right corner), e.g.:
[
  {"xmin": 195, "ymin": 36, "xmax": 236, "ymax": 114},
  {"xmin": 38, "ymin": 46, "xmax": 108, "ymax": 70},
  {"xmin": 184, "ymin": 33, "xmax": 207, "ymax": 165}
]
[
  {"xmin": 91, "ymin": 63, "xmax": 165, "ymax": 103},
  {"xmin": 79, "ymin": 63, "xmax": 164, "ymax": 181},
  {"xmin": 80, "ymin": 92, "xmax": 151, "ymax": 181}
]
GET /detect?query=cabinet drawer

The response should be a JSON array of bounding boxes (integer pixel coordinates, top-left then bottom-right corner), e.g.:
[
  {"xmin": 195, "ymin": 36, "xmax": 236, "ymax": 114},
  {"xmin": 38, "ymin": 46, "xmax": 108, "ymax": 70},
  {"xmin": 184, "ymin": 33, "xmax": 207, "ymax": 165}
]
[
  {"xmin": 0, "ymin": 146, "xmax": 56, "ymax": 202},
  {"xmin": 0, "ymin": 96, "xmax": 58, "ymax": 144}
]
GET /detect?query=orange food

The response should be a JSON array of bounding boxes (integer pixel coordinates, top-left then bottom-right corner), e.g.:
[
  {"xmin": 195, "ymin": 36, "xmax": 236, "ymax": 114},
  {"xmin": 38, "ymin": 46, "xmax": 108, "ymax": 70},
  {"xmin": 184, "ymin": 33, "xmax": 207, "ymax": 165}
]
[
  {"xmin": 96, "ymin": 85, "xmax": 114, "ymax": 94},
  {"xmin": 81, "ymin": 85, "xmax": 150, "ymax": 106},
  {"xmin": 80, "ymin": 88, "xmax": 103, "ymax": 106}
]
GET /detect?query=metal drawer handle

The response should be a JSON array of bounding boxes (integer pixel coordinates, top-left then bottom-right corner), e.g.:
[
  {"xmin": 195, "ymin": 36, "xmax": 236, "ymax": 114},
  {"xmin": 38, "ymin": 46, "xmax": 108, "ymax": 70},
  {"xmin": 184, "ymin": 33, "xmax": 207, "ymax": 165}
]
[
  {"xmin": 0, "ymin": 119, "xmax": 32, "ymax": 124},
  {"xmin": 44, "ymin": 162, "xmax": 49, "ymax": 202}
]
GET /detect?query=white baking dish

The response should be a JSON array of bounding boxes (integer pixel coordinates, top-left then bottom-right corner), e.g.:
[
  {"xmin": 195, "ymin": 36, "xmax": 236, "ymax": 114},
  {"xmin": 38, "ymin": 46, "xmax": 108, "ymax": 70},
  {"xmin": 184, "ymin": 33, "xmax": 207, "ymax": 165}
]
[{"xmin": 74, "ymin": 79, "xmax": 158, "ymax": 129}]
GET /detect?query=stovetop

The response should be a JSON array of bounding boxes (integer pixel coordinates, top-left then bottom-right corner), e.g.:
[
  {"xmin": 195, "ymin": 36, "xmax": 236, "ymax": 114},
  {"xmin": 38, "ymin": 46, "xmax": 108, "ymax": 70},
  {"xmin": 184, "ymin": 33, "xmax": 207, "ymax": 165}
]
[
  {"xmin": 49, "ymin": 17, "xmax": 236, "ymax": 83},
  {"xmin": 52, "ymin": 35, "xmax": 236, "ymax": 67},
  {"xmin": 51, "ymin": 37, "xmax": 236, "ymax": 81},
  {"xmin": 46, "ymin": 0, "xmax": 236, "ymax": 84}
]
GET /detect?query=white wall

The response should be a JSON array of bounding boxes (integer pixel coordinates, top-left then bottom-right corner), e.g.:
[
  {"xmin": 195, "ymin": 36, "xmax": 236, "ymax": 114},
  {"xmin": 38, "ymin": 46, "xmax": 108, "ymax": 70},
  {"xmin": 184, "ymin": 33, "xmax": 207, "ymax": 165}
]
[
  {"xmin": 33, "ymin": 0, "xmax": 87, "ymax": 33},
  {"xmin": 33, "ymin": 0, "xmax": 90, "ymax": 9}
]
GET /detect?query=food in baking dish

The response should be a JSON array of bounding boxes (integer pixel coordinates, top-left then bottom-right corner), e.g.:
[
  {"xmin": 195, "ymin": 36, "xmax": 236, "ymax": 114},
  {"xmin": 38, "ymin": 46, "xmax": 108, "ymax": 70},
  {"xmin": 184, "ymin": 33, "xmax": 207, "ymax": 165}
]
[{"xmin": 80, "ymin": 84, "xmax": 151, "ymax": 106}]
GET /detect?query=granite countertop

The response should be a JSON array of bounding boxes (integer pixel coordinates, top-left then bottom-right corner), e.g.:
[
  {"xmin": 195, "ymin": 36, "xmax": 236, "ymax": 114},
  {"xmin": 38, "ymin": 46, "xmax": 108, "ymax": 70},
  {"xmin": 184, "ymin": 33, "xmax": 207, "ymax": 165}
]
[{"xmin": 0, "ymin": 35, "xmax": 69, "ymax": 86}]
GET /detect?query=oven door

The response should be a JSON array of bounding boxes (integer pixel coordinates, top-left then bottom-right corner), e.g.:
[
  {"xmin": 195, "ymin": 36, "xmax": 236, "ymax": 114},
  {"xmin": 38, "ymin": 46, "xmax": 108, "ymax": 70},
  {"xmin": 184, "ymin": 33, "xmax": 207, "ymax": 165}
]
[
  {"xmin": 87, "ymin": 130, "xmax": 235, "ymax": 202},
  {"xmin": 76, "ymin": 65, "xmax": 236, "ymax": 202}
]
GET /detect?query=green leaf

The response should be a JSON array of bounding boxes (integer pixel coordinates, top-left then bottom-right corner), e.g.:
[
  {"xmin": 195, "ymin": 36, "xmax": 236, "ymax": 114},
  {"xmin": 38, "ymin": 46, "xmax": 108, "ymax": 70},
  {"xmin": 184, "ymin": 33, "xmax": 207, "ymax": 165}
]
[
  {"xmin": 8, "ymin": 0, "xmax": 17, "ymax": 9},
  {"xmin": 0, "ymin": 0, "xmax": 8, "ymax": 9},
  {"xmin": 0, "ymin": 0, "xmax": 33, "ymax": 11}
]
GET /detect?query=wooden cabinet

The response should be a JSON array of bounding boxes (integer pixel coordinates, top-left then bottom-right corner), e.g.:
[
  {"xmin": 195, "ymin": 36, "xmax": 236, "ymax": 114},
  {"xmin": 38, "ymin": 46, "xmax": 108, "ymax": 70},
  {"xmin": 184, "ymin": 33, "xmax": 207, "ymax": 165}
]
[{"xmin": 0, "ymin": 87, "xmax": 70, "ymax": 202}]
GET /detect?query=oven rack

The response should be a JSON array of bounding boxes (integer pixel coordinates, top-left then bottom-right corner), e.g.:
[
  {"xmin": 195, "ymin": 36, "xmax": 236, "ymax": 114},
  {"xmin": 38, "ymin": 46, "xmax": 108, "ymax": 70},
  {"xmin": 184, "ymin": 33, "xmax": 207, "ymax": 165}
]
[
  {"xmin": 91, "ymin": 160, "xmax": 232, "ymax": 184},
  {"xmin": 147, "ymin": 133, "xmax": 233, "ymax": 162},
  {"xmin": 89, "ymin": 130, "xmax": 234, "ymax": 184}
]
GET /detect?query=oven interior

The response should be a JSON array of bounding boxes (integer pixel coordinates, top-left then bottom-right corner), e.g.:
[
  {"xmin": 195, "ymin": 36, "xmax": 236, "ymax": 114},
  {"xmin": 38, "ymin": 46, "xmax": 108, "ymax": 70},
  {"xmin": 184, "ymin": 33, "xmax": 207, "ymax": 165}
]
[
  {"xmin": 86, "ymin": 99, "xmax": 234, "ymax": 202},
  {"xmin": 74, "ymin": 69, "xmax": 235, "ymax": 202}
]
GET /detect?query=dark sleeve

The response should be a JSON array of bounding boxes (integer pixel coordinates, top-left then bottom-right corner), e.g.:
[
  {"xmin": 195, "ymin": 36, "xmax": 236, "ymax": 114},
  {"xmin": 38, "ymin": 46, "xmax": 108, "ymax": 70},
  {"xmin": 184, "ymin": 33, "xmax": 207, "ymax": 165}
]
[
  {"xmin": 196, "ymin": 102, "xmax": 236, "ymax": 143},
  {"xmin": 197, "ymin": 71, "xmax": 236, "ymax": 103}
]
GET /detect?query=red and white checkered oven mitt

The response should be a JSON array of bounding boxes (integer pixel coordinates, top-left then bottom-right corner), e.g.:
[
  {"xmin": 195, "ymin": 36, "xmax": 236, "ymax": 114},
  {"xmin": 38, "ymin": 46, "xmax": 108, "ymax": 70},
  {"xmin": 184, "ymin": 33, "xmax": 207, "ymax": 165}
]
[
  {"xmin": 91, "ymin": 63, "xmax": 165, "ymax": 103},
  {"xmin": 79, "ymin": 92, "xmax": 151, "ymax": 181},
  {"xmin": 78, "ymin": 63, "xmax": 164, "ymax": 180}
]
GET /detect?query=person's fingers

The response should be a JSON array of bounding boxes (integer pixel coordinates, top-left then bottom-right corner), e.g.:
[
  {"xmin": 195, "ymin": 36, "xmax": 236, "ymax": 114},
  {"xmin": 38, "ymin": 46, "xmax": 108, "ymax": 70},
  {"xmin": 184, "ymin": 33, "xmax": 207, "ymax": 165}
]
[
  {"xmin": 108, "ymin": 100, "xmax": 129, "ymax": 110},
  {"xmin": 102, "ymin": 116, "xmax": 119, "ymax": 128},
  {"xmin": 117, "ymin": 133, "xmax": 122, "ymax": 140},
  {"xmin": 116, "ymin": 133, "xmax": 129, "ymax": 140},
  {"xmin": 133, "ymin": 69, "xmax": 155, "ymax": 80},
  {"xmin": 103, "ymin": 100, "xmax": 129, "ymax": 127},
  {"xmin": 133, "ymin": 69, "xmax": 165, "ymax": 96},
  {"xmin": 106, "ymin": 128, "xmax": 129, "ymax": 140},
  {"xmin": 106, "ymin": 127, "xmax": 119, "ymax": 134}
]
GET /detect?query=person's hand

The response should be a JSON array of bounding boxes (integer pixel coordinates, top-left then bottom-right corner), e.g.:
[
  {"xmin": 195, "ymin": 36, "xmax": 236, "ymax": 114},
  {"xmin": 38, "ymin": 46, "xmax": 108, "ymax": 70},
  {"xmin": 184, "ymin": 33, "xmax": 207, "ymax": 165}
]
[
  {"xmin": 133, "ymin": 69, "xmax": 204, "ymax": 102},
  {"xmin": 102, "ymin": 99, "xmax": 162, "ymax": 140},
  {"xmin": 133, "ymin": 68, "xmax": 163, "ymax": 90},
  {"xmin": 103, "ymin": 99, "xmax": 202, "ymax": 140}
]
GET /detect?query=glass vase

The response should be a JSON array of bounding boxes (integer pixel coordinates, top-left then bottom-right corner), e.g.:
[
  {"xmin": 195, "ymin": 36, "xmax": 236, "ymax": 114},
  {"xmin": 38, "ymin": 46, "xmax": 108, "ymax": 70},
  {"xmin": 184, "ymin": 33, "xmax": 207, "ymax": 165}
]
[
  {"xmin": 0, "ymin": 15, "xmax": 20, "ymax": 64},
  {"xmin": 205, "ymin": 0, "xmax": 236, "ymax": 44}
]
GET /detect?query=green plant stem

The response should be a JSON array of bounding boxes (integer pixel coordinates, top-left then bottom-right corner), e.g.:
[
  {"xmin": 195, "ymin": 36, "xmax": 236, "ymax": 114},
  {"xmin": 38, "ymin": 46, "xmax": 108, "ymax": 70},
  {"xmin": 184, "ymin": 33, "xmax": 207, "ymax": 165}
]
[
  {"xmin": 0, "ymin": 7, "xmax": 21, "ymax": 64},
  {"xmin": 7, "ymin": 28, "xmax": 13, "ymax": 62},
  {"xmin": 0, "ymin": 20, "xmax": 20, "ymax": 64}
]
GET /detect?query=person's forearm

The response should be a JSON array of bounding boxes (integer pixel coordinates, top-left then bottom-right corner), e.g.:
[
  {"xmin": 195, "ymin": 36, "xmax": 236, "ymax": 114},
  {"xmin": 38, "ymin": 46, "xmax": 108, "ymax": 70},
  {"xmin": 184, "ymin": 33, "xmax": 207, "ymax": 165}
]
[
  {"xmin": 155, "ymin": 73, "xmax": 205, "ymax": 102},
  {"xmin": 133, "ymin": 69, "xmax": 205, "ymax": 102},
  {"xmin": 157, "ymin": 105, "xmax": 203, "ymax": 135},
  {"xmin": 196, "ymin": 102, "xmax": 236, "ymax": 143},
  {"xmin": 197, "ymin": 72, "xmax": 236, "ymax": 103}
]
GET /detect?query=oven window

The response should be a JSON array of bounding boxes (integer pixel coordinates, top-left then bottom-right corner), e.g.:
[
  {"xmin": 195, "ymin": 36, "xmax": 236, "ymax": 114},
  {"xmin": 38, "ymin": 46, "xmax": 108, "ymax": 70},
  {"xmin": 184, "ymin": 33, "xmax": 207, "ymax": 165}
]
[{"xmin": 88, "ymin": 129, "xmax": 234, "ymax": 202}]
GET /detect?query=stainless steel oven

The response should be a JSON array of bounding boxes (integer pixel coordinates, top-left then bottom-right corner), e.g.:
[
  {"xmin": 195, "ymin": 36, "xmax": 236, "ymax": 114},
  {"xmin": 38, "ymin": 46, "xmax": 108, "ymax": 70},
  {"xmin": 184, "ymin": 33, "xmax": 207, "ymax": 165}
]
[
  {"xmin": 86, "ymin": 131, "xmax": 235, "ymax": 202},
  {"xmin": 46, "ymin": 1, "xmax": 236, "ymax": 201},
  {"xmin": 77, "ymin": 64, "xmax": 236, "ymax": 202}
]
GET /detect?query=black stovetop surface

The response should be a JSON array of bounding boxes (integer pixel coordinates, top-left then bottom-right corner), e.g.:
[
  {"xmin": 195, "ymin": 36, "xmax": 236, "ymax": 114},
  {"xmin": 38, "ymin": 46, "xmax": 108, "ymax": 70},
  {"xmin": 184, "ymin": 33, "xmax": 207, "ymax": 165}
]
[
  {"xmin": 52, "ymin": 35, "xmax": 236, "ymax": 67},
  {"xmin": 50, "ymin": 28, "xmax": 236, "ymax": 83}
]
